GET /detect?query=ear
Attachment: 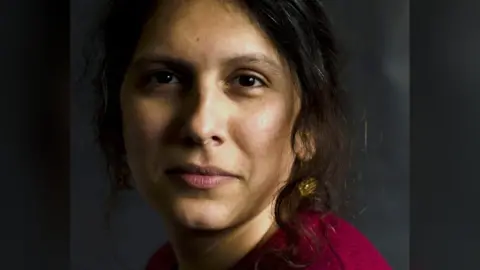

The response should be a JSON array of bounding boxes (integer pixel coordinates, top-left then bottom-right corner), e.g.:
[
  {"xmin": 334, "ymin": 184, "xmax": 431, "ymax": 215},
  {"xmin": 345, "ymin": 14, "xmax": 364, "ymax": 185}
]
[{"xmin": 294, "ymin": 130, "xmax": 316, "ymax": 161}]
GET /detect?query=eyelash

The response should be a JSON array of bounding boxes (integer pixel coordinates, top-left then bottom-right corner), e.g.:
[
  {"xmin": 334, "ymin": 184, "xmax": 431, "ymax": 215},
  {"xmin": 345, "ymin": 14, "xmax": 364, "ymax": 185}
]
[
  {"xmin": 143, "ymin": 70, "xmax": 267, "ymax": 90},
  {"xmin": 230, "ymin": 74, "xmax": 267, "ymax": 88},
  {"xmin": 145, "ymin": 70, "xmax": 181, "ymax": 86}
]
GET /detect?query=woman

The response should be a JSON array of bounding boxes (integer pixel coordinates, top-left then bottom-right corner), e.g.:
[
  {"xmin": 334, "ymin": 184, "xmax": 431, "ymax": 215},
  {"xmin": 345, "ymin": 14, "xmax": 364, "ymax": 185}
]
[{"xmin": 95, "ymin": 0, "xmax": 392, "ymax": 269}]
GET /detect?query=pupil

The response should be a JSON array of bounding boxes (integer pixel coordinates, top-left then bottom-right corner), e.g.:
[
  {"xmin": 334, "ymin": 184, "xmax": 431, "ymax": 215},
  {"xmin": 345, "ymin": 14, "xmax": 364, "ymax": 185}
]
[
  {"xmin": 239, "ymin": 76, "xmax": 255, "ymax": 86},
  {"xmin": 156, "ymin": 72, "xmax": 173, "ymax": 83}
]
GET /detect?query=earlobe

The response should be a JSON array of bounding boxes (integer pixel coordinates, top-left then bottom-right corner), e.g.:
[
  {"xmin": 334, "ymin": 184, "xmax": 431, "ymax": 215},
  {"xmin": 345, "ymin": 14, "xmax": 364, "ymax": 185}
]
[{"xmin": 294, "ymin": 130, "xmax": 316, "ymax": 161}]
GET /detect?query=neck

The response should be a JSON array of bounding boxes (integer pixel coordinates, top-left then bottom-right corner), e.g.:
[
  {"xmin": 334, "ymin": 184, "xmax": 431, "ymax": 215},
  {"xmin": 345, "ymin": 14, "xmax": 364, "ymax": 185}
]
[{"xmin": 168, "ymin": 206, "xmax": 277, "ymax": 270}]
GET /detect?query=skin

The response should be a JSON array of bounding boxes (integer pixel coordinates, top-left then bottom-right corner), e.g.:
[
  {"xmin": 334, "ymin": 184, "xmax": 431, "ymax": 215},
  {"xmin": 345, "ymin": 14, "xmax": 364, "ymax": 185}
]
[{"xmin": 120, "ymin": 0, "xmax": 301, "ymax": 269}]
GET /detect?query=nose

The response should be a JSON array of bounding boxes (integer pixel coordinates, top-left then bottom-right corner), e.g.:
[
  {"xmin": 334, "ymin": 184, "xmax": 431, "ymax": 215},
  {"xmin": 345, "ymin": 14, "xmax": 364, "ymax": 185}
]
[{"xmin": 179, "ymin": 87, "xmax": 228, "ymax": 147}]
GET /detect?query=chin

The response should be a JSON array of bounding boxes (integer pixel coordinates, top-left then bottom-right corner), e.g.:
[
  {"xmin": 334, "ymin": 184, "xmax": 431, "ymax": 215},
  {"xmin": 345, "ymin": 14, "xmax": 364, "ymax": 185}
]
[{"xmin": 171, "ymin": 197, "xmax": 236, "ymax": 230}]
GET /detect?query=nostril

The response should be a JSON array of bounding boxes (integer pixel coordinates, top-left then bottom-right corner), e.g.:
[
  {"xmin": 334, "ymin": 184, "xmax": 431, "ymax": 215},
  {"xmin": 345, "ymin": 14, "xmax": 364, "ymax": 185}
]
[{"xmin": 211, "ymin": 135, "xmax": 222, "ymax": 142}]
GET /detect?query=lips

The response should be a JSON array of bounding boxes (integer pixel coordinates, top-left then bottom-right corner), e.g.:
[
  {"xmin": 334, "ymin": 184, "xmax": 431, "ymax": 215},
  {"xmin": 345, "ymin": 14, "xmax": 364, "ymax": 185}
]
[{"xmin": 164, "ymin": 163, "xmax": 238, "ymax": 189}]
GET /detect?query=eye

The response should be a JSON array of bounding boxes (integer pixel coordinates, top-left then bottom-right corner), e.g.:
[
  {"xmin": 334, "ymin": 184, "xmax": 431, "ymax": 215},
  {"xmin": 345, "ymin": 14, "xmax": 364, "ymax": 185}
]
[
  {"xmin": 232, "ymin": 75, "xmax": 266, "ymax": 88},
  {"xmin": 147, "ymin": 70, "xmax": 180, "ymax": 85}
]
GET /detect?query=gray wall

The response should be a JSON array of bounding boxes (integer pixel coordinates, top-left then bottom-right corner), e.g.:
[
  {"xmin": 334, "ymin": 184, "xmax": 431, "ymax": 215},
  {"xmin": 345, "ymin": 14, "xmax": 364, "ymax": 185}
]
[{"xmin": 71, "ymin": 1, "xmax": 409, "ymax": 269}]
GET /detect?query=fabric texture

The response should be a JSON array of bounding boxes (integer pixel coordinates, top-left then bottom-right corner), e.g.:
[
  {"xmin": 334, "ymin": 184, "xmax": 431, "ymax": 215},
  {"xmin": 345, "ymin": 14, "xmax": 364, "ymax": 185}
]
[{"xmin": 146, "ymin": 211, "xmax": 392, "ymax": 270}]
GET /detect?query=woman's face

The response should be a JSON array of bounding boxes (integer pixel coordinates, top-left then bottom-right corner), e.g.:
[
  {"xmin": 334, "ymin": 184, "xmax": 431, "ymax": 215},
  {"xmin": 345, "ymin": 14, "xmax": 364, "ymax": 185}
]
[{"xmin": 121, "ymin": 0, "xmax": 300, "ymax": 230}]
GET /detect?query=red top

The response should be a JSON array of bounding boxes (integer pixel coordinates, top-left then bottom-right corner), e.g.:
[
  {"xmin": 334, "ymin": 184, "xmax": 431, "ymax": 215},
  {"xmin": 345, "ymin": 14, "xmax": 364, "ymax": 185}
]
[{"xmin": 146, "ymin": 211, "xmax": 392, "ymax": 270}]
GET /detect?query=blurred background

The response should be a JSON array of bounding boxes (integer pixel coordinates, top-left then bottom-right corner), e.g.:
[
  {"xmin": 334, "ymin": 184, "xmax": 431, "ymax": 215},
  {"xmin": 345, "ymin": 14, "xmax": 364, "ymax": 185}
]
[{"xmin": 71, "ymin": 0, "xmax": 409, "ymax": 269}]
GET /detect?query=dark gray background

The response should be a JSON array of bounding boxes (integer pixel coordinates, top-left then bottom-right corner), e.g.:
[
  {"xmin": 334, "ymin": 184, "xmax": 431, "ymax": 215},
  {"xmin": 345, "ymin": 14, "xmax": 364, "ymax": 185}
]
[{"xmin": 71, "ymin": 1, "xmax": 409, "ymax": 269}]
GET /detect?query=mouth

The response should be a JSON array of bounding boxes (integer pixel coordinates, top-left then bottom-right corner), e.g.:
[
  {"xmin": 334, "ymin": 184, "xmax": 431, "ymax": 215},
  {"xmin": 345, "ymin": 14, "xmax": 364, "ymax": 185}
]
[{"xmin": 164, "ymin": 163, "xmax": 238, "ymax": 189}]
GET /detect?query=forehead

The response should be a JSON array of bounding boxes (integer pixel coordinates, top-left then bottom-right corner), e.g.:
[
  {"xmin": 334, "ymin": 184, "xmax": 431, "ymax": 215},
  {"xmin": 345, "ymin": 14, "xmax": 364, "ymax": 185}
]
[{"xmin": 132, "ymin": 0, "xmax": 284, "ymax": 67}]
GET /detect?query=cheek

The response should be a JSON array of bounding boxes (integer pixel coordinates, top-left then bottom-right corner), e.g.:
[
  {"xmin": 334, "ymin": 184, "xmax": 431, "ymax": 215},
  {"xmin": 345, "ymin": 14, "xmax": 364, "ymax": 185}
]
[
  {"xmin": 124, "ymin": 99, "xmax": 169, "ymax": 141},
  {"xmin": 122, "ymin": 96, "xmax": 173, "ymax": 175},
  {"xmin": 230, "ymin": 100, "xmax": 297, "ymax": 211},
  {"xmin": 234, "ymin": 101, "xmax": 296, "ymax": 171},
  {"xmin": 246, "ymin": 102, "xmax": 292, "ymax": 144}
]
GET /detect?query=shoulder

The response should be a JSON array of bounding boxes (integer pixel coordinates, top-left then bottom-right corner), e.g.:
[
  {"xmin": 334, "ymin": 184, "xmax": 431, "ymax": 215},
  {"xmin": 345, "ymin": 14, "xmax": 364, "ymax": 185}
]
[{"xmin": 307, "ymin": 212, "xmax": 392, "ymax": 270}]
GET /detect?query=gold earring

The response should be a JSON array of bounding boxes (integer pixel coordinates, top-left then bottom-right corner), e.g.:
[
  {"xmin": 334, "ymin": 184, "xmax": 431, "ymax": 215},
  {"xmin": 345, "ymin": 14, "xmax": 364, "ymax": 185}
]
[{"xmin": 298, "ymin": 177, "xmax": 316, "ymax": 197}]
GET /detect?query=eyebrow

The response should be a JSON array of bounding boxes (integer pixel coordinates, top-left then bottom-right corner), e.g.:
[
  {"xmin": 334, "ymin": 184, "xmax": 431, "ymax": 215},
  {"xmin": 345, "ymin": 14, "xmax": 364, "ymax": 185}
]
[
  {"xmin": 131, "ymin": 53, "xmax": 283, "ymax": 74},
  {"xmin": 131, "ymin": 54, "xmax": 195, "ymax": 72},
  {"xmin": 222, "ymin": 53, "xmax": 283, "ymax": 73}
]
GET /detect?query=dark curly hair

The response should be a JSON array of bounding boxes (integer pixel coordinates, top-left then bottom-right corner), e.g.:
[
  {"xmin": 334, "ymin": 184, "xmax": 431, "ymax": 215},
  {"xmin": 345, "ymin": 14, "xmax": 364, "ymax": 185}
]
[{"xmin": 94, "ymin": 0, "xmax": 350, "ymax": 267}]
